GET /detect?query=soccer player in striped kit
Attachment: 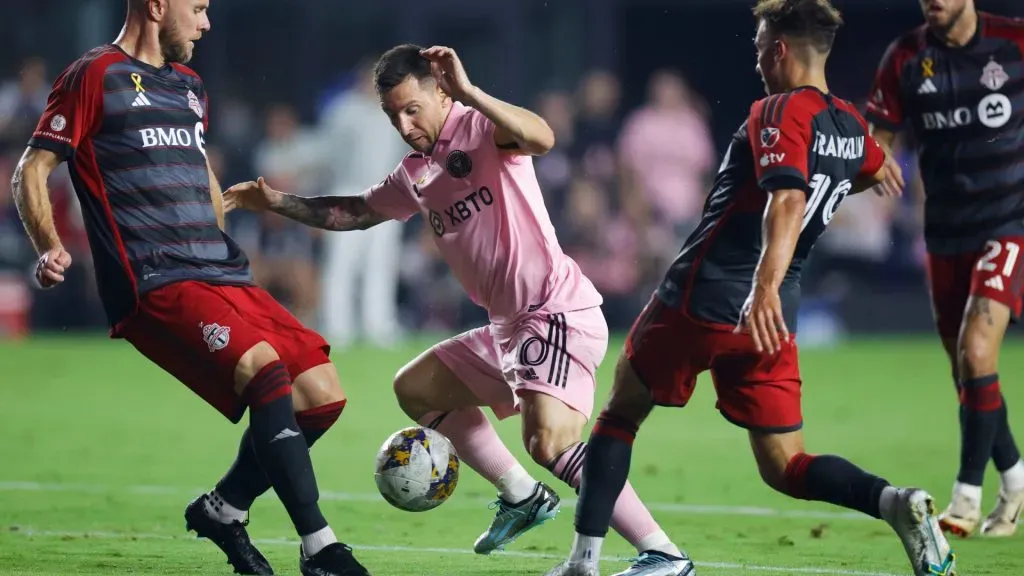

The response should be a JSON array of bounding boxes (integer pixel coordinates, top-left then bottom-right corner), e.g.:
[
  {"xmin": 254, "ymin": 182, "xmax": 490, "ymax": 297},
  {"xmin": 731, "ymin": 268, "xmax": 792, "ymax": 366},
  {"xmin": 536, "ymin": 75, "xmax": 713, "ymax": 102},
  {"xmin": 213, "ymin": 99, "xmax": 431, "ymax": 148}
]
[
  {"xmin": 867, "ymin": 0, "xmax": 1024, "ymax": 538},
  {"xmin": 13, "ymin": 1, "xmax": 368, "ymax": 574}
]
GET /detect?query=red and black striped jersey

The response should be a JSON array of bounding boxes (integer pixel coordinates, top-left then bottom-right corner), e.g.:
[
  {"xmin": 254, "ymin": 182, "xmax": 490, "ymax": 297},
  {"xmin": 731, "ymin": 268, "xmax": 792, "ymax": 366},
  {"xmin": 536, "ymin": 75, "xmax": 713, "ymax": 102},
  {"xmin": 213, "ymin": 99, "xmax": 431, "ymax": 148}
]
[
  {"xmin": 867, "ymin": 12, "xmax": 1024, "ymax": 254},
  {"xmin": 29, "ymin": 45, "xmax": 252, "ymax": 331},
  {"xmin": 657, "ymin": 87, "xmax": 885, "ymax": 330}
]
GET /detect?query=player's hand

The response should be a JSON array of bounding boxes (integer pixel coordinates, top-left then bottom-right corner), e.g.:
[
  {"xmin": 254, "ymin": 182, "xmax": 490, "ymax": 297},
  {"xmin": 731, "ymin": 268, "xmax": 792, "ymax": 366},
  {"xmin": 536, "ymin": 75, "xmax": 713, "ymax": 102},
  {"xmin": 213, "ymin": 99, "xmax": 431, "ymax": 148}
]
[
  {"xmin": 872, "ymin": 153, "xmax": 905, "ymax": 199},
  {"xmin": 735, "ymin": 284, "xmax": 789, "ymax": 354},
  {"xmin": 224, "ymin": 177, "xmax": 280, "ymax": 213},
  {"xmin": 420, "ymin": 46, "xmax": 475, "ymax": 102},
  {"xmin": 34, "ymin": 247, "xmax": 72, "ymax": 289}
]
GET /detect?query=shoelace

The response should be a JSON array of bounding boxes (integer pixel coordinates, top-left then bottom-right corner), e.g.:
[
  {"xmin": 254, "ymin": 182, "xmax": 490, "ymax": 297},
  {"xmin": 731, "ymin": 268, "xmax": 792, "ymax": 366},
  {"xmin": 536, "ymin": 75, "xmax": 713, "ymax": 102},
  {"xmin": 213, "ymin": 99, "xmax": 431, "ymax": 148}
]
[
  {"xmin": 487, "ymin": 499, "xmax": 527, "ymax": 517},
  {"xmin": 626, "ymin": 553, "xmax": 669, "ymax": 567}
]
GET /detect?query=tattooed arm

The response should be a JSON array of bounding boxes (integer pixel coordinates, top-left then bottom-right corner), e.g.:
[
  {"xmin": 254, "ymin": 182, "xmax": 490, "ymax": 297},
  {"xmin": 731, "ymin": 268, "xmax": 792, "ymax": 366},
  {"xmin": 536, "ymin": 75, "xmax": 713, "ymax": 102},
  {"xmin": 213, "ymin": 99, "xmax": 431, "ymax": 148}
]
[
  {"xmin": 223, "ymin": 177, "xmax": 390, "ymax": 231},
  {"xmin": 270, "ymin": 193, "xmax": 389, "ymax": 231}
]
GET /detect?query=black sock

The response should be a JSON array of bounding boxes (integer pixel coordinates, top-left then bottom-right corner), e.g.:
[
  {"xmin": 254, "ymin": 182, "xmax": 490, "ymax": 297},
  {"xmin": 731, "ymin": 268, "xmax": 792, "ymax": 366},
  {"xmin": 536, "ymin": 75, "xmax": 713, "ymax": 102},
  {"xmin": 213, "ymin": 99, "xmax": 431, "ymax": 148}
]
[
  {"xmin": 217, "ymin": 401, "xmax": 347, "ymax": 511},
  {"xmin": 991, "ymin": 398, "xmax": 1022, "ymax": 472},
  {"xmin": 957, "ymin": 374, "xmax": 1003, "ymax": 486},
  {"xmin": 244, "ymin": 361, "xmax": 327, "ymax": 536},
  {"xmin": 785, "ymin": 453, "xmax": 889, "ymax": 519},
  {"xmin": 574, "ymin": 413, "xmax": 638, "ymax": 538}
]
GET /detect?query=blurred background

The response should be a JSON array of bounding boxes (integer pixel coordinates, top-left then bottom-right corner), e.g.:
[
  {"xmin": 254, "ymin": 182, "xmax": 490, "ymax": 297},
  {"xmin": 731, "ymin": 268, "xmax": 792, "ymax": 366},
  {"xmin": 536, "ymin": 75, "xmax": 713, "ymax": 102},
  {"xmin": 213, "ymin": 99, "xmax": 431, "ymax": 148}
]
[{"xmin": 2, "ymin": 0, "xmax": 1023, "ymax": 347}]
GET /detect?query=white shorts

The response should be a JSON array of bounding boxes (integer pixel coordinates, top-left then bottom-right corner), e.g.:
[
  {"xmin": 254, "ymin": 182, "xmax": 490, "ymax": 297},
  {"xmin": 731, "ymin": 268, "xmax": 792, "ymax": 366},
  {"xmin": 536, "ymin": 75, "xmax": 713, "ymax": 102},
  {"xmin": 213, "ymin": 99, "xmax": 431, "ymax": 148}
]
[{"xmin": 432, "ymin": 307, "xmax": 609, "ymax": 420}]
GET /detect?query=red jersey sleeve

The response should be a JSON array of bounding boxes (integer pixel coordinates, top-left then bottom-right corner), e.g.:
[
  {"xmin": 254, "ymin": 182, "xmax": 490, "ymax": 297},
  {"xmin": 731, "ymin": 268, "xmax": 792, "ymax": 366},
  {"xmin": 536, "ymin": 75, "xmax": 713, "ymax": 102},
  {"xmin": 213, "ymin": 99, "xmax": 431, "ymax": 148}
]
[
  {"xmin": 28, "ymin": 59, "xmax": 105, "ymax": 159},
  {"xmin": 865, "ymin": 39, "xmax": 906, "ymax": 130},
  {"xmin": 748, "ymin": 93, "xmax": 814, "ymax": 193}
]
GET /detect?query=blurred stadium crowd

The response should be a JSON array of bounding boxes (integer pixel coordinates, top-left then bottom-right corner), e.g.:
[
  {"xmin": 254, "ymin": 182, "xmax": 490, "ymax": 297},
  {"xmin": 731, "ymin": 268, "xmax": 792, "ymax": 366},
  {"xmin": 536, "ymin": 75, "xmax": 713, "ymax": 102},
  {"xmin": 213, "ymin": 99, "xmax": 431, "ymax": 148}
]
[{"xmin": 0, "ymin": 54, "xmax": 933, "ymax": 344}]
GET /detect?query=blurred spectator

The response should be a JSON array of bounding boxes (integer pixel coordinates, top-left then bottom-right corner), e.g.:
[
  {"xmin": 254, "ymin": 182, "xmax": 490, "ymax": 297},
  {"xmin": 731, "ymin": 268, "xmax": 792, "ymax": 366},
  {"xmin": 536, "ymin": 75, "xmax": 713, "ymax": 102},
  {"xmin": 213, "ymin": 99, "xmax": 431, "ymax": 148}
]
[
  {"xmin": 572, "ymin": 70, "xmax": 622, "ymax": 190},
  {"xmin": 533, "ymin": 89, "xmax": 576, "ymax": 216},
  {"xmin": 617, "ymin": 69, "xmax": 715, "ymax": 269},
  {"xmin": 252, "ymin": 103, "xmax": 325, "ymax": 326},
  {"xmin": 316, "ymin": 60, "xmax": 408, "ymax": 348},
  {"xmin": 0, "ymin": 57, "xmax": 48, "ymax": 148},
  {"xmin": 561, "ymin": 177, "xmax": 642, "ymax": 329}
]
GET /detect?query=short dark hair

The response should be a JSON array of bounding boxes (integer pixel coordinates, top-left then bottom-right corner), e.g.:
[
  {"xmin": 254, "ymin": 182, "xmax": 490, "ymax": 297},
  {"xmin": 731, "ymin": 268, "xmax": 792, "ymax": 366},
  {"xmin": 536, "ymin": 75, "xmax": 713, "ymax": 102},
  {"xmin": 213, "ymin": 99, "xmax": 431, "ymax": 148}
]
[
  {"xmin": 373, "ymin": 44, "xmax": 433, "ymax": 95},
  {"xmin": 753, "ymin": 0, "xmax": 844, "ymax": 54}
]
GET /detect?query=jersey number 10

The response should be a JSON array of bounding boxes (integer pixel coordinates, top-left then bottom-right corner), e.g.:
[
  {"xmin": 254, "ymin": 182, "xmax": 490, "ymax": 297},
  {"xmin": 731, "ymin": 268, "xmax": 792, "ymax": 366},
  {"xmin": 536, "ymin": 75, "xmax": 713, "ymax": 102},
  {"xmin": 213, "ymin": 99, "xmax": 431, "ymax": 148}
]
[{"xmin": 801, "ymin": 173, "xmax": 852, "ymax": 232}]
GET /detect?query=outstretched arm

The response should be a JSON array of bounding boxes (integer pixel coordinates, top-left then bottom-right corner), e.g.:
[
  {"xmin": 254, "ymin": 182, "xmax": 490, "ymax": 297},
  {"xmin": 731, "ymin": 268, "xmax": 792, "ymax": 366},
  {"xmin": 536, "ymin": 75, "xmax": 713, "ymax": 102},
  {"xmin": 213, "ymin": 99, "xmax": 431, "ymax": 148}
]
[
  {"xmin": 224, "ymin": 177, "xmax": 391, "ymax": 232},
  {"xmin": 269, "ymin": 193, "xmax": 389, "ymax": 231}
]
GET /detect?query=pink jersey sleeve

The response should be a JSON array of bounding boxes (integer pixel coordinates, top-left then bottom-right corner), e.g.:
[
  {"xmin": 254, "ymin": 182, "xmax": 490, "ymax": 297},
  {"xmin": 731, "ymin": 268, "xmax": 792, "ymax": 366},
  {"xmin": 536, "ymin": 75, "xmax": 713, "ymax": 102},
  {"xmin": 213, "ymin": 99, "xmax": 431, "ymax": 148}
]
[{"xmin": 362, "ymin": 165, "xmax": 419, "ymax": 222}]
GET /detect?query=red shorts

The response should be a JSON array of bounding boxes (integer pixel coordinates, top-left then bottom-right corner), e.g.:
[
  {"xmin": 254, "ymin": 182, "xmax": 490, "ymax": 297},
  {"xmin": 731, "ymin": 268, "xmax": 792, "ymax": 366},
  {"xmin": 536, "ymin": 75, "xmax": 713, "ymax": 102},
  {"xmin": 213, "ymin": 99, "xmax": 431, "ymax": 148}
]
[
  {"xmin": 624, "ymin": 295, "xmax": 802, "ymax": 433},
  {"xmin": 926, "ymin": 237, "xmax": 1024, "ymax": 340},
  {"xmin": 118, "ymin": 281, "xmax": 332, "ymax": 423}
]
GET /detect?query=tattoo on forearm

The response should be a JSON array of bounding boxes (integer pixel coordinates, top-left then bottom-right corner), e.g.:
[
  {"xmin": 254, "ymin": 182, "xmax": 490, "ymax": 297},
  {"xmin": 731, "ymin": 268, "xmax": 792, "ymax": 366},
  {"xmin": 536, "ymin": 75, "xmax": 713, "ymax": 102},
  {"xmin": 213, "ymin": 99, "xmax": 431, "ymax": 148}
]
[{"xmin": 274, "ymin": 194, "xmax": 381, "ymax": 231}]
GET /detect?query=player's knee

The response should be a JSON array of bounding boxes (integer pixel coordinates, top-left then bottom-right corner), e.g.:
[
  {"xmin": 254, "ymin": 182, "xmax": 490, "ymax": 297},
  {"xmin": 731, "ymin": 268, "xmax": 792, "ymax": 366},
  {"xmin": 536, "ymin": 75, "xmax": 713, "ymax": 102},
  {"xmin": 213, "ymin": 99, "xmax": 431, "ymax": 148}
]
[
  {"xmin": 605, "ymin": 353, "xmax": 655, "ymax": 424},
  {"xmin": 393, "ymin": 363, "xmax": 429, "ymax": 420},
  {"xmin": 234, "ymin": 341, "xmax": 283, "ymax": 396},
  {"xmin": 524, "ymin": 425, "xmax": 579, "ymax": 467},
  {"xmin": 958, "ymin": 331, "xmax": 997, "ymax": 378},
  {"xmin": 750, "ymin": 431, "xmax": 804, "ymax": 496},
  {"xmin": 757, "ymin": 459, "xmax": 790, "ymax": 494},
  {"xmin": 292, "ymin": 363, "xmax": 346, "ymax": 412}
]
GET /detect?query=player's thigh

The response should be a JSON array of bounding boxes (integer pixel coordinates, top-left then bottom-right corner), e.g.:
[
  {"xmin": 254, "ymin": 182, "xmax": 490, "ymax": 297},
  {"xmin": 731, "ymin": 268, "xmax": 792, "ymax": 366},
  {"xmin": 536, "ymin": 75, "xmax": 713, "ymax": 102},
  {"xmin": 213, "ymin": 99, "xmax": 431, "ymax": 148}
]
[
  {"xmin": 120, "ymin": 281, "xmax": 270, "ymax": 423},
  {"xmin": 227, "ymin": 285, "xmax": 343, "ymax": 409},
  {"xmin": 926, "ymin": 251, "xmax": 976, "ymax": 342},
  {"xmin": 621, "ymin": 295, "xmax": 706, "ymax": 412},
  {"xmin": 961, "ymin": 236, "xmax": 1024, "ymax": 356},
  {"xmin": 395, "ymin": 329, "xmax": 504, "ymax": 418},
  {"xmin": 708, "ymin": 330, "xmax": 803, "ymax": 434}
]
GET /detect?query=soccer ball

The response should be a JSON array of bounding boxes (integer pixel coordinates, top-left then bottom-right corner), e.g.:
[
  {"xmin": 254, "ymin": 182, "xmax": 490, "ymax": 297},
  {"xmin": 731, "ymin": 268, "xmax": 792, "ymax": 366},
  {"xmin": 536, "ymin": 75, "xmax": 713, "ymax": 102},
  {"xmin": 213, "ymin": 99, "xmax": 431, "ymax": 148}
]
[{"xmin": 373, "ymin": 426, "xmax": 460, "ymax": 512}]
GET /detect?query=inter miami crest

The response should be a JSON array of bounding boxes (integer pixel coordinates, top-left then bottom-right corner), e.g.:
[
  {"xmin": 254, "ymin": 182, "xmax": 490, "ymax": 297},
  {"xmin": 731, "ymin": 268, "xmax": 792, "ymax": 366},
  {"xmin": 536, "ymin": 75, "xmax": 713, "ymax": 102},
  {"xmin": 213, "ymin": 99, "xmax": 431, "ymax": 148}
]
[
  {"xmin": 446, "ymin": 150, "xmax": 473, "ymax": 178},
  {"xmin": 760, "ymin": 127, "xmax": 780, "ymax": 148}
]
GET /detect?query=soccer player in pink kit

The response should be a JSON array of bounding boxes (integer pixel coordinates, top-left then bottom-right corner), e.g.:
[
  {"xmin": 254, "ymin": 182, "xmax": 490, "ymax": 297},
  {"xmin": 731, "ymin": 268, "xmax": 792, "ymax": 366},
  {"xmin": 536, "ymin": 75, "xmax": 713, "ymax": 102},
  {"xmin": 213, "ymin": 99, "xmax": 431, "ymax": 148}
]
[{"xmin": 225, "ymin": 44, "xmax": 693, "ymax": 575}]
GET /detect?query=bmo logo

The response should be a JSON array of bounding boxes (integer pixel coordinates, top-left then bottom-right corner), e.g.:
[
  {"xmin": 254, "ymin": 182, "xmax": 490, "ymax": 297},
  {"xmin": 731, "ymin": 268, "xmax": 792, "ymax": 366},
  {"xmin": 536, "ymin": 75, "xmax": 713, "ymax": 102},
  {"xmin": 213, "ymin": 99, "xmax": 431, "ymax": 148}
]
[
  {"xmin": 139, "ymin": 122, "xmax": 207, "ymax": 157},
  {"xmin": 978, "ymin": 94, "xmax": 1012, "ymax": 129},
  {"xmin": 921, "ymin": 107, "xmax": 972, "ymax": 130}
]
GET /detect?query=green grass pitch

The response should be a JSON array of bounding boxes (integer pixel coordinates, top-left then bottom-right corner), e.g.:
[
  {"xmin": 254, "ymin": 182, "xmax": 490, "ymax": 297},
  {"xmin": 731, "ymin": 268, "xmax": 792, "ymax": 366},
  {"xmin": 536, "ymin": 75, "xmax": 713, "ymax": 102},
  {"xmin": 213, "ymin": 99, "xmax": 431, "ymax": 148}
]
[{"xmin": 0, "ymin": 335, "xmax": 1022, "ymax": 575}]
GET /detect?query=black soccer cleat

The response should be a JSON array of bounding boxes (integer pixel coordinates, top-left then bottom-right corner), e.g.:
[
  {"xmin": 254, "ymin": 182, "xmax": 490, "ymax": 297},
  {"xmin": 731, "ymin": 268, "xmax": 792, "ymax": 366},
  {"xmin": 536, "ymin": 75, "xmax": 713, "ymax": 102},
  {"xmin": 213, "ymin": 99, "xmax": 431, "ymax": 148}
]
[
  {"xmin": 299, "ymin": 542, "xmax": 371, "ymax": 576},
  {"xmin": 184, "ymin": 494, "xmax": 274, "ymax": 575}
]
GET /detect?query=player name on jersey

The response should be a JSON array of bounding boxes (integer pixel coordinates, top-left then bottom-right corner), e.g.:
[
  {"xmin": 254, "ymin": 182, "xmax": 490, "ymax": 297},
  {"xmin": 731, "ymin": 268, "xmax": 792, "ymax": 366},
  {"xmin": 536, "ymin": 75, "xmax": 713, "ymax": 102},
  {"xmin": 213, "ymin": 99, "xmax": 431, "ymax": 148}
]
[{"xmin": 812, "ymin": 133, "xmax": 865, "ymax": 160}]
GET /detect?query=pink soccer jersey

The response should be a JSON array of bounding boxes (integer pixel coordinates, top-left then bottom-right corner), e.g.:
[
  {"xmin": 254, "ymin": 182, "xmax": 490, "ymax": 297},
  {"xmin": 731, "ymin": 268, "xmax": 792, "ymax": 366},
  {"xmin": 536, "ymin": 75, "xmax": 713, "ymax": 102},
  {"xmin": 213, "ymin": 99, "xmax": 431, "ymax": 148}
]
[{"xmin": 363, "ymin": 101, "xmax": 602, "ymax": 326}]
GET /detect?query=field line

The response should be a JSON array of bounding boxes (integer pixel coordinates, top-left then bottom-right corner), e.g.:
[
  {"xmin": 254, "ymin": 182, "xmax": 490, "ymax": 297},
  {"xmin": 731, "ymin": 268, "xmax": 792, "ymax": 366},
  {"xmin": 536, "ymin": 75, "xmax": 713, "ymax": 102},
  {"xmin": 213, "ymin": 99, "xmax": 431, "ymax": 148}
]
[{"xmin": 5, "ymin": 528, "xmax": 904, "ymax": 576}]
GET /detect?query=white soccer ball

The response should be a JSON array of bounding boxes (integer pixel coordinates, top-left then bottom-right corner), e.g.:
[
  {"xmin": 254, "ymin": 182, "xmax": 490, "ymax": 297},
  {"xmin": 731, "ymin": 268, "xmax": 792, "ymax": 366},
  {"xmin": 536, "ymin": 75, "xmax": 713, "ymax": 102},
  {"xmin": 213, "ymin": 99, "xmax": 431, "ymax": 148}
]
[{"xmin": 373, "ymin": 426, "xmax": 460, "ymax": 512}]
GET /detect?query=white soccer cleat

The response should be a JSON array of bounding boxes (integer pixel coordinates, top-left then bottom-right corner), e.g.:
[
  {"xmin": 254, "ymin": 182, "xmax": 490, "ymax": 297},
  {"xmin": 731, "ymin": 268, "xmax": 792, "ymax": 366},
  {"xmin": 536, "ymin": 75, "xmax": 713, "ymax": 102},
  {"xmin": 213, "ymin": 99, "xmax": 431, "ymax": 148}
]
[
  {"xmin": 937, "ymin": 489, "xmax": 981, "ymax": 538},
  {"xmin": 544, "ymin": 560, "xmax": 600, "ymax": 576},
  {"xmin": 884, "ymin": 488, "xmax": 957, "ymax": 576},
  {"xmin": 610, "ymin": 550, "xmax": 696, "ymax": 576},
  {"xmin": 980, "ymin": 486, "xmax": 1024, "ymax": 537}
]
